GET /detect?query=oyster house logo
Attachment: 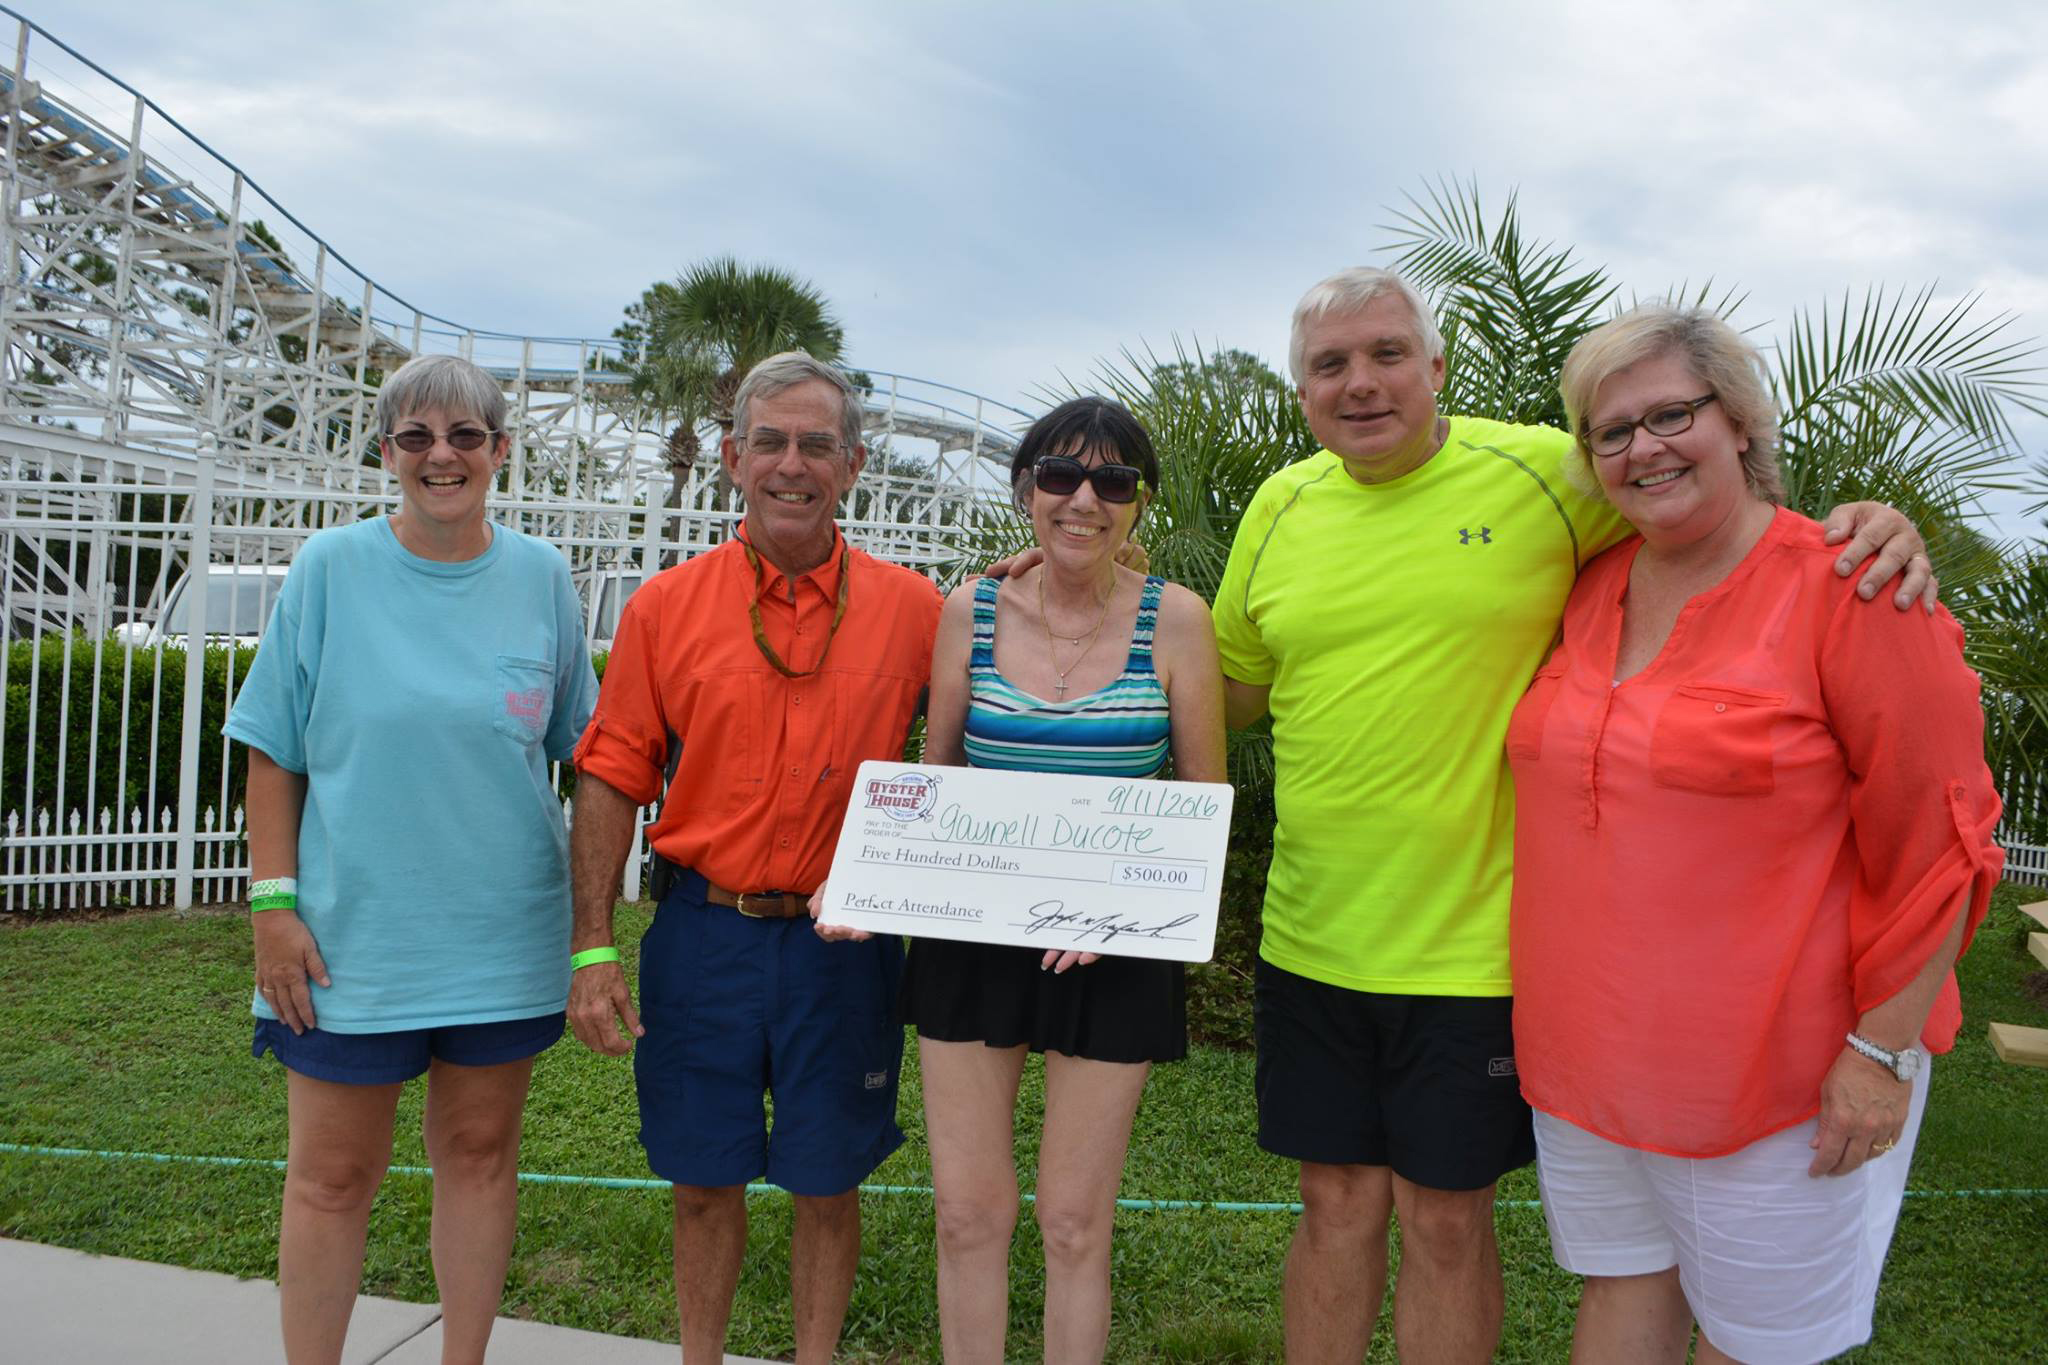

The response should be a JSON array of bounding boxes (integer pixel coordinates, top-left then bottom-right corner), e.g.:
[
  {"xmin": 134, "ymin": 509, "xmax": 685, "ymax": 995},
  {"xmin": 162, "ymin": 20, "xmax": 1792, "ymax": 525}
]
[{"xmin": 865, "ymin": 772, "xmax": 941, "ymax": 822}]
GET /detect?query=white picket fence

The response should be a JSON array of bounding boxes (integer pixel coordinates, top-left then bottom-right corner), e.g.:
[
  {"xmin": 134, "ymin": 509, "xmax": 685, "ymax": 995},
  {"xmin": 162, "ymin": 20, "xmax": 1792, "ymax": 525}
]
[
  {"xmin": 0, "ymin": 795, "xmax": 663, "ymax": 913},
  {"xmin": 1, "ymin": 804, "xmax": 245, "ymax": 911},
  {"xmin": 1998, "ymin": 835, "xmax": 2048, "ymax": 888}
]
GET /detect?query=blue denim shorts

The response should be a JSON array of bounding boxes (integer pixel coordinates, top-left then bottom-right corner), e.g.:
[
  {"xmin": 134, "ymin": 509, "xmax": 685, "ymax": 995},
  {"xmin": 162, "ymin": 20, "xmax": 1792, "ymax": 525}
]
[
  {"xmin": 634, "ymin": 869, "xmax": 905, "ymax": 1197},
  {"xmin": 251, "ymin": 1011, "xmax": 565, "ymax": 1085}
]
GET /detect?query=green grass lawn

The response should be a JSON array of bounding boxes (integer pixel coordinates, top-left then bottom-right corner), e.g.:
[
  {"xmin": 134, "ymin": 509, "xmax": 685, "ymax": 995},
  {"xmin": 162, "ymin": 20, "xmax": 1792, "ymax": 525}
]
[{"xmin": 3, "ymin": 889, "xmax": 2045, "ymax": 1361}]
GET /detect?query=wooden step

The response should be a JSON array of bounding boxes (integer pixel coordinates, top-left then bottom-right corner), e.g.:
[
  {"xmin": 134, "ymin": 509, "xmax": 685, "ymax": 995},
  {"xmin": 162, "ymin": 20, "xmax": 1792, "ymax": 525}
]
[
  {"xmin": 2018, "ymin": 900, "xmax": 2048, "ymax": 931},
  {"xmin": 1987, "ymin": 1021, "xmax": 2048, "ymax": 1068}
]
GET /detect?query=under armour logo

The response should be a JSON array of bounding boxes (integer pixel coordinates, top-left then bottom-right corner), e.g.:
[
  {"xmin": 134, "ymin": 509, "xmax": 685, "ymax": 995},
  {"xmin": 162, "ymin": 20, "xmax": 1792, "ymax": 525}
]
[{"xmin": 1459, "ymin": 526, "xmax": 1492, "ymax": 545}]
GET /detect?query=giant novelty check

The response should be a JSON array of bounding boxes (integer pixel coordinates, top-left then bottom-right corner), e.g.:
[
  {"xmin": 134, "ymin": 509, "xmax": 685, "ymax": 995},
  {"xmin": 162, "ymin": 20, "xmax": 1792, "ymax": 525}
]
[{"xmin": 815, "ymin": 760, "xmax": 1234, "ymax": 962}]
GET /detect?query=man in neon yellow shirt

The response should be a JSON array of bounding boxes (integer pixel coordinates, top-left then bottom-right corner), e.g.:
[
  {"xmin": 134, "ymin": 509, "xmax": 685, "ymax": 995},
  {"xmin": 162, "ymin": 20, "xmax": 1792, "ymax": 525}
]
[{"xmin": 1212, "ymin": 267, "xmax": 1935, "ymax": 1361}]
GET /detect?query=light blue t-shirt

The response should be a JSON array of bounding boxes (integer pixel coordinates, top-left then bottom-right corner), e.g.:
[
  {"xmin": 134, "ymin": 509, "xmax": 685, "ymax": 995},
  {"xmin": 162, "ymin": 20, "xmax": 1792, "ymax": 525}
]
[{"xmin": 224, "ymin": 517, "xmax": 599, "ymax": 1032}]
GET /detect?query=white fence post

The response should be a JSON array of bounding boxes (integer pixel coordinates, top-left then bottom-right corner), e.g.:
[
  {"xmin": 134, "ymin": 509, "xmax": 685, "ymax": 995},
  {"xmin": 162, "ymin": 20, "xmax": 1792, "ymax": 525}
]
[{"xmin": 172, "ymin": 444, "xmax": 217, "ymax": 910}]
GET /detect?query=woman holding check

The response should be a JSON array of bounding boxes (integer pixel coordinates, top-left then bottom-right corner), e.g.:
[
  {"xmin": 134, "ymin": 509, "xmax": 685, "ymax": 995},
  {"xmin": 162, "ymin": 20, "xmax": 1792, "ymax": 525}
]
[
  {"xmin": 226, "ymin": 354, "xmax": 597, "ymax": 1365},
  {"xmin": 822, "ymin": 397, "xmax": 1225, "ymax": 1362}
]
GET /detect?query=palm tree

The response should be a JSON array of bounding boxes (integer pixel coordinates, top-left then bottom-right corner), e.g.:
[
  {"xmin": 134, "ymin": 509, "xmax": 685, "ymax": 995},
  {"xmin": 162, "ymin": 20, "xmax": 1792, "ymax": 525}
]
[
  {"xmin": 617, "ymin": 257, "xmax": 849, "ymax": 517},
  {"xmin": 1384, "ymin": 182, "xmax": 1621, "ymax": 431}
]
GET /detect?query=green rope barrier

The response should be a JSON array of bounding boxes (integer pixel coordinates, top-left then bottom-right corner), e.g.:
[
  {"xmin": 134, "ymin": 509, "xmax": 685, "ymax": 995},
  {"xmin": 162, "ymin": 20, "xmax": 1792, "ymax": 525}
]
[{"xmin": 5, "ymin": 1141, "xmax": 2045, "ymax": 1211}]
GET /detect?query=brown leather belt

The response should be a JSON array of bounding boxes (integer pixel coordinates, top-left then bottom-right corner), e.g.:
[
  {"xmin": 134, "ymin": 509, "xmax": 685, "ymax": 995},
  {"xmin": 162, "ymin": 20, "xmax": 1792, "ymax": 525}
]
[{"xmin": 703, "ymin": 883, "xmax": 812, "ymax": 919}]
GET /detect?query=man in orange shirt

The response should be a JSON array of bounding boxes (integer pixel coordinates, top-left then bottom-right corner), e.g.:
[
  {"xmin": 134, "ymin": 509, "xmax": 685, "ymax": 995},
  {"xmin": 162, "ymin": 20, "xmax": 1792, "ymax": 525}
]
[{"xmin": 566, "ymin": 351, "xmax": 943, "ymax": 1365}]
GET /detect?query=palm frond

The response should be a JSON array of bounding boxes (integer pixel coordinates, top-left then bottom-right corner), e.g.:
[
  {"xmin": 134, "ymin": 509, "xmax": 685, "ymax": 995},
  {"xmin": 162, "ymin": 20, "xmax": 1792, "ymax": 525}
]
[
  {"xmin": 1775, "ymin": 287, "xmax": 2045, "ymax": 455},
  {"xmin": 1948, "ymin": 547, "xmax": 2048, "ymax": 838},
  {"xmin": 1382, "ymin": 178, "xmax": 1618, "ymax": 428},
  {"xmin": 669, "ymin": 255, "xmax": 846, "ymax": 374},
  {"xmin": 1781, "ymin": 402, "xmax": 2015, "ymax": 529},
  {"xmin": 1380, "ymin": 177, "xmax": 1498, "ymax": 296}
]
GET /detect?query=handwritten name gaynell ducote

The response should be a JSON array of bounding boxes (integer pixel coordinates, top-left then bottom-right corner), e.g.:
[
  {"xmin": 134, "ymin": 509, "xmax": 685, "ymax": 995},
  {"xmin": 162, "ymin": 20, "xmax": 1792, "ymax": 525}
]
[
  {"xmin": 1020, "ymin": 900, "xmax": 1198, "ymax": 944},
  {"xmin": 927, "ymin": 803, "xmax": 1166, "ymax": 855}
]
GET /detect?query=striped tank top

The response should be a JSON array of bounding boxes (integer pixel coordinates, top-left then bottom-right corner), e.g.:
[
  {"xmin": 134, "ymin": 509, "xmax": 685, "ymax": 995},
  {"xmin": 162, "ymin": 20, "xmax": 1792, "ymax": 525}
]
[{"xmin": 962, "ymin": 573, "xmax": 1171, "ymax": 777}]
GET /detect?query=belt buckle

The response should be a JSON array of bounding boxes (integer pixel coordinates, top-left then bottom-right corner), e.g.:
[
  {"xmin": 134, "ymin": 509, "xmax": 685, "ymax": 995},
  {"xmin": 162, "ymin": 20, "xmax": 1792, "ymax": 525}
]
[{"xmin": 734, "ymin": 892, "xmax": 769, "ymax": 919}]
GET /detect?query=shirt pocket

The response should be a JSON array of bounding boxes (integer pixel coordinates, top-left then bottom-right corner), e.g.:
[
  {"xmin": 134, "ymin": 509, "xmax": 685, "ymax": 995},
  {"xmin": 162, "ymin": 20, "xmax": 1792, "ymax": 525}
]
[
  {"xmin": 1506, "ymin": 663, "xmax": 1567, "ymax": 762},
  {"xmin": 828, "ymin": 669, "xmax": 920, "ymax": 781},
  {"xmin": 493, "ymin": 654, "xmax": 555, "ymax": 745},
  {"xmin": 1648, "ymin": 682, "xmax": 1785, "ymax": 796},
  {"xmin": 678, "ymin": 669, "xmax": 761, "ymax": 812}
]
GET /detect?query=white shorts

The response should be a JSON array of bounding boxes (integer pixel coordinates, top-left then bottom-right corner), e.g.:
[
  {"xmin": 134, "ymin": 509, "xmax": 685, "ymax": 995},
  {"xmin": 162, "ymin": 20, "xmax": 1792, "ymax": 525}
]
[{"xmin": 1532, "ymin": 1056, "xmax": 1929, "ymax": 1365}]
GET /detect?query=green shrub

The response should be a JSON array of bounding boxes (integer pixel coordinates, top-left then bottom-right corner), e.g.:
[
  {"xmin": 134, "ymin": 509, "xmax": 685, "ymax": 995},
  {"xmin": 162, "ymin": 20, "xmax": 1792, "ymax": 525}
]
[{"xmin": 1185, "ymin": 789, "xmax": 1273, "ymax": 1050}]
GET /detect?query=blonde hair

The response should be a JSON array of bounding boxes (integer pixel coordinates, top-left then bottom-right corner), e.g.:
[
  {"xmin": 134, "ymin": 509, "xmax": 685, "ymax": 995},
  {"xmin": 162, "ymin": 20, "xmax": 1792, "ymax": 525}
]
[{"xmin": 1559, "ymin": 304, "xmax": 1784, "ymax": 504}]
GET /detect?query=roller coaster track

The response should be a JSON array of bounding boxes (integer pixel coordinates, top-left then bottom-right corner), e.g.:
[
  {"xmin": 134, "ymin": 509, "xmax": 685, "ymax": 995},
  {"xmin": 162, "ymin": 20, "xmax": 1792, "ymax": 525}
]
[{"xmin": 0, "ymin": 7, "xmax": 1027, "ymax": 564}]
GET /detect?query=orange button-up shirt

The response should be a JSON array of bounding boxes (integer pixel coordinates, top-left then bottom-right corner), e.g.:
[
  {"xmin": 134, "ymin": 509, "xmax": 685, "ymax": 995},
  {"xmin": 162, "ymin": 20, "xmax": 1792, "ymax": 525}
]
[
  {"xmin": 572, "ymin": 530, "xmax": 942, "ymax": 895},
  {"xmin": 1508, "ymin": 509, "xmax": 2002, "ymax": 1158}
]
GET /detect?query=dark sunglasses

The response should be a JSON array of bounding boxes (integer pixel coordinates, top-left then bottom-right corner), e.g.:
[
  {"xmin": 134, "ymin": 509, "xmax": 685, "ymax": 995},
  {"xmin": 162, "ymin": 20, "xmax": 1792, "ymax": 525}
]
[
  {"xmin": 387, "ymin": 426, "xmax": 498, "ymax": 454},
  {"xmin": 1032, "ymin": 455, "xmax": 1146, "ymax": 504}
]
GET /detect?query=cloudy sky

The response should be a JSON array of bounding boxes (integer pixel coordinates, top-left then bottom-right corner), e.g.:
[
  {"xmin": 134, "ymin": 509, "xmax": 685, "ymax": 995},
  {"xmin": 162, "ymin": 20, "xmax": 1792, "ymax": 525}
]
[{"xmin": 18, "ymin": 0, "xmax": 2048, "ymax": 529}]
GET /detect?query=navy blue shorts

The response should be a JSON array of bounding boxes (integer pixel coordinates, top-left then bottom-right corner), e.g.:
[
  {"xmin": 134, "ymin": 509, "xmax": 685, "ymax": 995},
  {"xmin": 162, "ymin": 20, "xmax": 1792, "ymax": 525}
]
[
  {"xmin": 252, "ymin": 1011, "xmax": 565, "ymax": 1085},
  {"xmin": 634, "ymin": 870, "xmax": 905, "ymax": 1197}
]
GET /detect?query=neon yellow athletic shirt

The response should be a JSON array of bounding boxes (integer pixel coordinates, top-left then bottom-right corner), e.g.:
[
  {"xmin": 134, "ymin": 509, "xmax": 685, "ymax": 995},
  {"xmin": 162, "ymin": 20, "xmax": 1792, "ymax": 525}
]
[{"xmin": 1213, "ymin": 416, "xmax": 1629, "ymax": 995}]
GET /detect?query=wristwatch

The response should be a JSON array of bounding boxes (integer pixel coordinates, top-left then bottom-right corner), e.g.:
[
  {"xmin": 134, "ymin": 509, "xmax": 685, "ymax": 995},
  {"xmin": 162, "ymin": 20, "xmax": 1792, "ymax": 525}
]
[{"xmin": 1845, "ymin": 1032, "xmax": 1921, "ymax": 1082}]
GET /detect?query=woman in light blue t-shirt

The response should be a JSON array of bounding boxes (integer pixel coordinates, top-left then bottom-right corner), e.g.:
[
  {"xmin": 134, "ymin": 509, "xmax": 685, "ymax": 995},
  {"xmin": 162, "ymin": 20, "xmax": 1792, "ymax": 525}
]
[{"xmin": 224, "ymin": 354, "xmax": 597, "ymax": 1365}]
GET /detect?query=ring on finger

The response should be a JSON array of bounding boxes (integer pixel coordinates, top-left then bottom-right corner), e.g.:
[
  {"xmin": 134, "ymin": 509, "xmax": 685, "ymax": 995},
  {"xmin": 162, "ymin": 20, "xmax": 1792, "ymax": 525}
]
[{"xmin": 1873, "ymin": 1137, "xmax": 1897, "ymax": 1154}]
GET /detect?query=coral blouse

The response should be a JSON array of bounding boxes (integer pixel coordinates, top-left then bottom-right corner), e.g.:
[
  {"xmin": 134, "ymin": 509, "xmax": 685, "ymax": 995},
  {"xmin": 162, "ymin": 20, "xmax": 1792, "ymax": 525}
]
[{"xmin": 1508, "ymin": 508, "xmax": 2002, "ymax": 1157}]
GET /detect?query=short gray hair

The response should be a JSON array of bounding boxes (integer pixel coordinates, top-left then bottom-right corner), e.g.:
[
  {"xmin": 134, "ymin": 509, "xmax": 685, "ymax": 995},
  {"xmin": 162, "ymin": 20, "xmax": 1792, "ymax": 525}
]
[
  {"xmin": 1288, "ymin": 267, "xmax": 1445, "ymax": 383},
  {"xmin": 731, "ymin": 351, "xmax": 864, "ymax": 454},
  {"xmin": 1559, "ymin": 304, "xmax": 1784, "ymax": 504},
  {"xmin": 375, "ymin": 354, "xmax": 506, "ymax": 436}
]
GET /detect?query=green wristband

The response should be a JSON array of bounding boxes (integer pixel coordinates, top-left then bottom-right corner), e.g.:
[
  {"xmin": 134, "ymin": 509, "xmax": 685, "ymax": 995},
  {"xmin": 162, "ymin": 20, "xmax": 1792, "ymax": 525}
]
[
  {"xmin": 571, "ymin": 947, "xmax": 622, "ymax": 970},
  {"xmin": 250, "ymin": 893, "xmax": 297, "ymax": 914}
]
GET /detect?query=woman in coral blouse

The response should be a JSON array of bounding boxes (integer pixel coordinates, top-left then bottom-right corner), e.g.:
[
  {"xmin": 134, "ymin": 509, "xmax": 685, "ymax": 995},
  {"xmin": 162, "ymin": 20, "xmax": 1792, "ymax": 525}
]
[{"xmin": 1507, "ymin": 305, "xmax": 2003, "ymax": 1365}]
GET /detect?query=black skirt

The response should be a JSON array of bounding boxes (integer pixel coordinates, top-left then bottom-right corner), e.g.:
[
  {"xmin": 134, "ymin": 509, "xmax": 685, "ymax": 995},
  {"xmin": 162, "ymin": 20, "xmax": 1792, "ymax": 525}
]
[{"xmin": 900, "ymin": 935, "xmax": 1187, "ymax": 1064}]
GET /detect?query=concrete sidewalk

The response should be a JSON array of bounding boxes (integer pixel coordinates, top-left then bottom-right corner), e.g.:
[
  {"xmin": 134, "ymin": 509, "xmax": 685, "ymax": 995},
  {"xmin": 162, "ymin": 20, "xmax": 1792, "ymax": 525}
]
[{"xmin": 0, "ymin": 1237, "xmax": 780, "ymax": 1363}]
